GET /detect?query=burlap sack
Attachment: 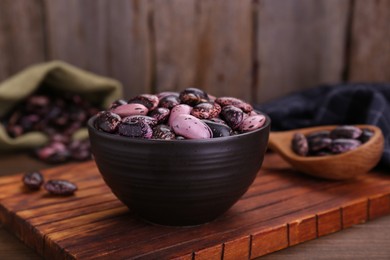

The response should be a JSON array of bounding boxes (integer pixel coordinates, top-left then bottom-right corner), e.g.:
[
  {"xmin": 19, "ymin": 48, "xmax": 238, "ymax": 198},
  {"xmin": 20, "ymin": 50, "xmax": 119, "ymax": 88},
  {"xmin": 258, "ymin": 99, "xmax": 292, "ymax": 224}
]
[{"xmin": 0, "ymin": 61, "xmax": 123, "ymax": 151}]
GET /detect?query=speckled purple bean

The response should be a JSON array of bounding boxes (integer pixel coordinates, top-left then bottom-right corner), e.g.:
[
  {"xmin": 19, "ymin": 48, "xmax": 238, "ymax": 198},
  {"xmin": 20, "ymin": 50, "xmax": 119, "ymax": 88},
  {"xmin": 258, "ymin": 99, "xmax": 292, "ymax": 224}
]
[
  {"xmin": 44, "ymin": 180, "xmax": 77, "ymax": 196},
  {"xmin": 171, "ymin": 114, "xmax": 213, "ymax": 139},
  {"xmin": 118, "ymin": 117, "xmax": 153, "ymax": 138},
  {"xmin": 306, "ymin": 131, "xmax": 330, "ymax": 142},
  {"xmin": 23, "ymin": 171, "xmax": 44, "ymax": 190},
  {"xmin": 220, "ymin": 105, "xmax": 244, "ymax": 130},
  {"xmin": 122, "ymin": 115, "xmax": 158, "ymax": 127},
  {"xmin": 308, "ymin": 137, "xmax": 332, "ymax": 152},
  {"xmin": 330, "ymin": 126, "xmax": 362, "ymax": 139},
  {"xmin": 203, "ymin": 120, "xmax": 232, "ymax": 138},
  {"xmin": 148, "ymin": 107, "xmax": 170, "ymax": 124},
  {"xmin": 128, "ymin": 94, "xmax": 159, "ymax": 110},
  {"xmin": 168, "ymin": 104, "xmax": 193, "ymax": 126},
  {"xmin": 359, "ymin": 128, "xmax": 374, "ymax": 143},
  {"xmin": 330, "ymin": 139, "xmax": 362, "ymax": 154},
  {"xmin": 152, "ymin": 124, "xmax": 176, "ymax": 140},
  {"xmin": 111, "ymin": 103, "xmax": 148, "ymax": 117},
  {"xmin": 292, "ymin": 133, "xmax": 309, "ymax": 156},
  {"xmin": 94, "ymin": 111, "xmax": 121, "ymax": 133},
  {"xmin": 157, "ymin": 91, "xmax": 179, "ymax": 100},
  {"xmin": 215, "ymin": 97, "xmax": 253, "ymax": 113},
  {"xmin": 191, "ymin": 102, "xmax": 221, "ymax": 119},
  {"xmin": 179, "ymin": 88, "xmax": 209, "ymax": 106},
  {"xmin": 239, "ymin": 114, "xmax": 266, "ymax": 132},
  {"xmin": 159, "ymin": 95, "xmax": 181, "ymax": 109},
  {"xmin": 109, "ymin": 99, "xmax": 127, "ymax": 109}
]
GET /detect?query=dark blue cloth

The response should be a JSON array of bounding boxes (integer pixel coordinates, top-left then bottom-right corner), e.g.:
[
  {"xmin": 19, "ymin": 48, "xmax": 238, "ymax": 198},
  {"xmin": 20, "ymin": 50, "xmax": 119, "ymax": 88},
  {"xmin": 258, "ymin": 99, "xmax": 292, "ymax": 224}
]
[{"xmin": 255, "ymin": 83, "xmax": 390, "ymax": 169}]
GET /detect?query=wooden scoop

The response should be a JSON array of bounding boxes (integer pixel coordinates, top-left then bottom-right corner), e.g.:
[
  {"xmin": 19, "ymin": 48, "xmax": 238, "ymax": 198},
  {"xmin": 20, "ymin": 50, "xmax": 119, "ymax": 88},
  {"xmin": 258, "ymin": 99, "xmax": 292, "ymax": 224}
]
[{"xmin": 268, "ymin": 125, "xmax": 384, "ymax": 180}]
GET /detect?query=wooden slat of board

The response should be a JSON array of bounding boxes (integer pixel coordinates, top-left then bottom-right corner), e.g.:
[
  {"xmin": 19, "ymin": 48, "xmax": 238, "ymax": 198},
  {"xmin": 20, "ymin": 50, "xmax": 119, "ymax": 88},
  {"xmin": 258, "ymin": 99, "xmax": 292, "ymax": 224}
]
[
  {"xmin": 250, "ymin": 225, "xmax": 288, "ymax": 258},
  {"xmin": 369, "ymin": 194, "xmax": 390, "ymax": 220},
  {"xmin": 223, "ymin": 236, "xmax": 250, "ymax": 260},
  {"xmin": 255, "ymin": 0, "xmax": 350, "ymax": 103},
  {"xmin": 0, "ymin": 0, "xmax": 45, "ymax": 82},
  {"xmin": 348, "ymin": 0, "xmax": 390, "ymax": 82},
  {"xmin": 342, "ymin": 199, "xmax": 368, "ymax": 228},
  {"xmin": 1, "ymin": 154, "xmax": 390, "ymax": 259},
  {"xmin": 44, "ymin": 0, "xmax": 152, "ymax": 98},
  {"xmin": 288, "ymin": 215, "xmax": 317, "ymax": 246}
]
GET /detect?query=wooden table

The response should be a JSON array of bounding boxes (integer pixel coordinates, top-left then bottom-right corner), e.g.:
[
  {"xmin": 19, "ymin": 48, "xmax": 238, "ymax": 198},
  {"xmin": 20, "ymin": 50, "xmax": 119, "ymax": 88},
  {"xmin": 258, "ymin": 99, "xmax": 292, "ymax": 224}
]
[{"xmin": 0, "ymin": 153, "xmax": 389, "ymax": 259}]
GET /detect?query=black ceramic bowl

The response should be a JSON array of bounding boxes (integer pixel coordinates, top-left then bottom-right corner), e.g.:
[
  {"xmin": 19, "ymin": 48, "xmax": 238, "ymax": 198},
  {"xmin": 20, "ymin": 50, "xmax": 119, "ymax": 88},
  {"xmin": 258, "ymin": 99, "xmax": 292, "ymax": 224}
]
[{"xmin": 87, "ymin": 114, "xmax": 270, "ymax": 226}]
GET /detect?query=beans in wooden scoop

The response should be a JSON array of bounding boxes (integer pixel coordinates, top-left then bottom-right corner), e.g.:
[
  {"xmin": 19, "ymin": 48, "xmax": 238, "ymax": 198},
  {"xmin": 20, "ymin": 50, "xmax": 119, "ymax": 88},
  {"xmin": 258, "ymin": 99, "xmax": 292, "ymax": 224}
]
[
  {"xmin": 94, "ymin": 87, "xmax": 267, "ymax": 140},
  {"xmin": 292, "ymin": 125, "xmax": 372, "ymax": 156}
]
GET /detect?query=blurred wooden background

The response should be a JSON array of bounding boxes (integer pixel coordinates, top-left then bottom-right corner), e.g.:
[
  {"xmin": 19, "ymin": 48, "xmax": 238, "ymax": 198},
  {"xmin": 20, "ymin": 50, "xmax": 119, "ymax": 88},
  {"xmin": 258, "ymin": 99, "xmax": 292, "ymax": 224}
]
[{"xmin": 0, "ymin": 0, "xmax": 389, "ymax": 103}]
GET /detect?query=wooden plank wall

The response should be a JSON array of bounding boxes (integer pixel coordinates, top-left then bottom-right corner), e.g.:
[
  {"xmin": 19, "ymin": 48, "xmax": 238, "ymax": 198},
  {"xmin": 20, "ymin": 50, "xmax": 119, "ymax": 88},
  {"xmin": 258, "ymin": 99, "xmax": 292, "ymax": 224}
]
[{"xmin": 0, "ymin": 0, "xmax": 389, "ymax": 103}]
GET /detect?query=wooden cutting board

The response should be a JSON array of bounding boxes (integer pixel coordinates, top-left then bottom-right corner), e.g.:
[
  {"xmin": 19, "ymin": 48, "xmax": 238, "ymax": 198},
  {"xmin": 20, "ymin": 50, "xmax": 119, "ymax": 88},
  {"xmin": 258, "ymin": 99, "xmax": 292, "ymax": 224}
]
[{"xmin": 0, "ymin": 153, "xmax": 389, "ymax": 260}]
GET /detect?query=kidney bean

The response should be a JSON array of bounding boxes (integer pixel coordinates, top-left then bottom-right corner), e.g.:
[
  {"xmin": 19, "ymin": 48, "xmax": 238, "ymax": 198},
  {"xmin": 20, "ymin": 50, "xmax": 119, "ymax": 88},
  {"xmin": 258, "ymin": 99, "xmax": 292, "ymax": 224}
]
[
  {"xmin": 148, "ymin": 107, "xmax": 170, "ymax": 124},
  {"xmin": 331, "ymin": 139, "xmax": 362, "ymax": 154},
  {"xmin": 179, "ymin": 87, "xmax": 209, "ymax": 106},
  {"xmin": 239, "ymin": 114, "xmax": 266, "ymax": 133},
  {"xmin": 330, "ymin": 125, "xmax": 362, "ymax": 139},
  {"xmin": 171, "ymin": 114, "xmax": 213, "ymax": 139},
  {"xmin": 159, "ymin": 95, "xmax": 181, "ymax": 109},
  {"xmin": 22, "ymin": 171, "xmax": 44, "ymax": 190},
  {"xmin": 292, "ymin": 133, "xmax": 309, "ymax": 156},
  {"xmin": 44, "ymin": 180, "xmax": 77, "ymax": 196},
  {"xmin": 220, "ymin": 105, "xmax": 244, "ymax": 130},
  {"xmin": 168, "ymin": 104, "xmax": 192, "ymax": 126},
  {"xmin": 118, "ymin": 117, "xmax": 153, "ymax": 139},
  {"xmin": 111, "ymin": 103, "xmax": 148, "ymax": 117},
  {"xmin": 152, "ymin": 124, "xmax": 176, "ymax": 140},
  {"xmin": 215, "ymin": 97, "xmax": 253, "ymax": 113},
  {"xmin": 191, "ymin": 102, "xmax": 221, "ymax": 119},
  {"xmin": 94, "ymin": 111, "xmax": 121, "ymax": 133},
  {"xmin": 128, "ymin": 94, "xmax": 159, "ymax": 110},
  {"xmin": 203, "ymin": 120, "xmax": 232, "ymax": 138}
]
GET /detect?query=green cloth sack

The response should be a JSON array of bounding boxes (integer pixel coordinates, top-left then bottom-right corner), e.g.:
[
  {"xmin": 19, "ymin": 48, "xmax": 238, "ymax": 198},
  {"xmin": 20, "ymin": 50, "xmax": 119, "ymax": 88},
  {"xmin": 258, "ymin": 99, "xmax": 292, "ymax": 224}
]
[{"xmin": 0, "ymin": 60, "xmax": 123, "ymax": 151}]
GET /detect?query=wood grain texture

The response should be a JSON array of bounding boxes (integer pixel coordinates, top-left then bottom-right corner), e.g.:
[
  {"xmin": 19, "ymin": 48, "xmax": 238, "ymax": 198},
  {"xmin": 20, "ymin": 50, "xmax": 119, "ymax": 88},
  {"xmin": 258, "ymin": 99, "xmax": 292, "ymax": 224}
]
[
  {"xmin": 44, "ymin": 0, "xmax": 152, "ymax": 98},
  {"xmin": 0, "ymin": 153, "xmax": 390, "ymax": 259},
  {"xmin": 288, "ymin": 215, "xmax": 317, "ymax": 246},
  {"xmin": 261, "ymin": 215, "xmax": 390, "ymax": 260},
  {"xmin": 348, "ymin": 0, "xmax": 390, "ymax": 82},
  {"xmin": 0, "ymin": 0, "xmax": 45, "ymax": 82},
  {"xmin": 255, "ymin": 0, "xmax": 350, "ymax": 103},
  {"xmin": 153, "ymin": 0, "xmax": 253, "ymax": 101}
]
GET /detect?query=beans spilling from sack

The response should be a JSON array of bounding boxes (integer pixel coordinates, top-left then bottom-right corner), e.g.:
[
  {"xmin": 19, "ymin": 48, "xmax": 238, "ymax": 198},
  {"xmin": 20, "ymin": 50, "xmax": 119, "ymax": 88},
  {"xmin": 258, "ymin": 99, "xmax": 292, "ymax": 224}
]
[
  {"xmin": 3, "ymin": 90, "xmax": 101, "ymax": 163},
  {"xmin": 292, "ymin": 125, "xmax": 374, "ymax": 156},
  {"xmin": 94, "ymin": 87, "xmax": 267, "ymax": 140}
]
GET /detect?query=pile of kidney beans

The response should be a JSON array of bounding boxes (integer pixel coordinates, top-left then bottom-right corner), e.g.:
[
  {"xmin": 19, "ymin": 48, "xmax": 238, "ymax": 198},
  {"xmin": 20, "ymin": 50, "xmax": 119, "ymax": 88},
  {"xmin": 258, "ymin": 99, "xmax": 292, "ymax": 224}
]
[
  {"xmin": 94, "ymin": 88, "xmax": 266, "ymax": 140},
  {"xmin": 292, "ymin": 125, "xmax": 374, "ymax": 156},
  {"xmin": 3, "ymin": 90, "xmax": 100, "ymax": 163}
]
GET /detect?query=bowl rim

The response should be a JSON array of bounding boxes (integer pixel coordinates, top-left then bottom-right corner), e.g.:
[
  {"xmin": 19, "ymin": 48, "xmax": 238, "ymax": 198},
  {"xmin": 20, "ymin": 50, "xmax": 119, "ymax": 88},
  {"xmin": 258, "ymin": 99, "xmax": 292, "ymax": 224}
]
[{"xmin": 87, "ymin": 111, "xmax": 271, "ymax": 144}]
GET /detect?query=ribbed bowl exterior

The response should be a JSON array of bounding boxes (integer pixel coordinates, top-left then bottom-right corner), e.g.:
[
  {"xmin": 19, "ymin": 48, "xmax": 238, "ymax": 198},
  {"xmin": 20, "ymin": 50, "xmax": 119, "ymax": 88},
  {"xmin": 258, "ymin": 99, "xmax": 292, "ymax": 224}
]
[{"xmin": 88, "ymin": 115, "xmax": 270, "ymax": 226}]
